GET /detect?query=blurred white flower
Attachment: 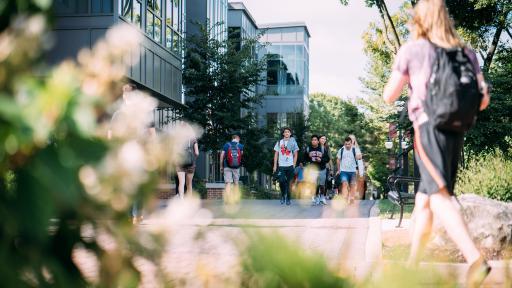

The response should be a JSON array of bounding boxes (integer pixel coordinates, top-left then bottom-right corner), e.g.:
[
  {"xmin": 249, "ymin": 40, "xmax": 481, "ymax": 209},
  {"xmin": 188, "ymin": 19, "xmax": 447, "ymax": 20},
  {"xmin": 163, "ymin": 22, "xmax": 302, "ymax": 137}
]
[{"xmin": 71, "ymin": 245, "xmax": 100, "ymax": 284}]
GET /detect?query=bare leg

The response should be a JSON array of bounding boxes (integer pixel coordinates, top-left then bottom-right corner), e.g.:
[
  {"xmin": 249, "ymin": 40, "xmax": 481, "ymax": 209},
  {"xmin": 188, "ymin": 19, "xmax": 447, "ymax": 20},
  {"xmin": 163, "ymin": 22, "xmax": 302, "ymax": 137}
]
[
  {"xmin": 430, "ymin": 188, "xmax": 481, "ymax": 264},
  {"xmin": 177, "ymin": 172, "xmax": 186, "ymax": 199},
  {"xmin": 349, "ymin": 182, "xmax": 357, "ymax": 201},
  {"xmin": 341, "ymin": 182, "xmax": 348, "ymax": 200},
  {"xmin": 408, "ymin": 192, "xmax": 433, "ymax": 265},
  {"xmin": 185, "ymin": 173, "xmax": 194, "ymax": 196}
]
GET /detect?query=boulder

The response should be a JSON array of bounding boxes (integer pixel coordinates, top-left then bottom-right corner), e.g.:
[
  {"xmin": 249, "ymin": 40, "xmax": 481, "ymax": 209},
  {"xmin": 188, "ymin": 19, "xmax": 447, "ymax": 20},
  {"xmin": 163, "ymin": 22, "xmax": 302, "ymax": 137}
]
[{"xmin": 428, "ymin": 194, "xmax": 512, "ymax": 260}]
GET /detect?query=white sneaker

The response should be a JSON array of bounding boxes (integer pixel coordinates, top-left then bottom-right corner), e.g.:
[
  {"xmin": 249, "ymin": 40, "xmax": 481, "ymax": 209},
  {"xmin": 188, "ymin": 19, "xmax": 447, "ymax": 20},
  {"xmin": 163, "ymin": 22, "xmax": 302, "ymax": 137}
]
[
  {"xmin": 312, "ymin": 196, "xmax": 318, "ymax": 205},
  {"xmin": 320, "ymin": 195, "xmax": 327, "ymax": 205}
]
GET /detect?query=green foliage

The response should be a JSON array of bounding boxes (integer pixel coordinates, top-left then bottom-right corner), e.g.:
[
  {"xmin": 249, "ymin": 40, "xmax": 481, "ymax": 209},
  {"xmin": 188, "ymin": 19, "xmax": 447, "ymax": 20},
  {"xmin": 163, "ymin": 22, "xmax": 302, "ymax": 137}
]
[
  {"xmin": 378, "ymin": 199, "xmax": 413, "ymax": 219},
  {"xmin": 241, "ymin": 231, "xmax": 352, "ymax": 287},
  {"xmin": 308, "ymin": 93, "xmax": 391, "ymax": 191},
  {"xmin": 456, "ymin": 148, "xmax": 512, "ymax": 202},
  {"xmin": 183, "ymin": 22, "xmax": 267, "ymax": 154},
  {"xmin": 465, "ymin": 47, "xmax": 512, "ymax": 154}
]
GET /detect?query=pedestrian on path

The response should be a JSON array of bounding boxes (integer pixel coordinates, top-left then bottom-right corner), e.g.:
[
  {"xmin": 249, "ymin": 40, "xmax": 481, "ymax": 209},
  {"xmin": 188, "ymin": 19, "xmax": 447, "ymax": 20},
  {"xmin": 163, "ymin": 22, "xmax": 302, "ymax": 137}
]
[
  {"xmin": 349, "ymin": 134, "xmax": 366, "ymax": 199},
  {"xmin": 383, "ymin": 0, "xmax": 491, "ymax": 286},
  {"xmin": 336, "ymin": 137, "xmax": 361, "ymax": 204},
  {"xmin": 273, "ymin": 127, "xmax": 299, "ymax": 205},
  {"xmin": 305, "ymin": 135, "xmax": 330, "ymax": 205},
  {"xmin": 176, "ymin": 123, "xmax": 199, "ymax": 199},
  {"xmin": 108, "ymin": 83, "xmax": 156, "ymax": 224},
  {"xmin": 220, "ymin": 132, "xmax": 244, "ymax": 200},
  {"xmin": 319, "ymin": 135, "xmax": 335, "ymax": 199}
]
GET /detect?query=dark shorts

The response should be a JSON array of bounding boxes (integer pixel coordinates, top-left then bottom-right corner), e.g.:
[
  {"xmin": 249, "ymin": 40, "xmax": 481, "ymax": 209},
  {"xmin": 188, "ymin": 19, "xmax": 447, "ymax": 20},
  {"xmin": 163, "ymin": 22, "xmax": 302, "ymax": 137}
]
[
  {"xmin": 414, "ymin": 121, "xmax": 464, "ymax": 196},
  {"xmin": 177, "ymin": 165, "xmax": 196, "ymax": 174}
]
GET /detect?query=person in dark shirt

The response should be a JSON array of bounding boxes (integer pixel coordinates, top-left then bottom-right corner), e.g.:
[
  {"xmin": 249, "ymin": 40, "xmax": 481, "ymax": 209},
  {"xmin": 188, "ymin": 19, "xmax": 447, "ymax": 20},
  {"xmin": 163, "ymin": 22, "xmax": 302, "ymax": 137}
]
[{"xmin": 304, "ymin": 135, "xmax": 330, "ymax": 205}]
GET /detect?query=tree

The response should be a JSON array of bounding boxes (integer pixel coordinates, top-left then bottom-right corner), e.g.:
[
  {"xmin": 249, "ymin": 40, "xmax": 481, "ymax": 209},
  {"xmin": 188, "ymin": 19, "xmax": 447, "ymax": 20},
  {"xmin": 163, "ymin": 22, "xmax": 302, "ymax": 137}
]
[
  {"xmin": 307, "ymin": 93, "xmax": 388, "ymax": 190},
  {"xmin": 183, "ymin": 23, "xmax": 267, "ymax": 154},
  {"xmin": 446, "ymin": 0, "xmax": 511, "ymax": 73},
  {"xmin": 465, "ymin": 46, "xmax": 512, "ymax": 154}
]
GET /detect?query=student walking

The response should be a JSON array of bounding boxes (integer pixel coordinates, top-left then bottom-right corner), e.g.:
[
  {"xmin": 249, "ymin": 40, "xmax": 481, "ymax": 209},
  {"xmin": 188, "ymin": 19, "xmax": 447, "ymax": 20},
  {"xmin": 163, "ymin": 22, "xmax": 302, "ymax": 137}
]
[
  {"xmin": 109, "ymin": 83, "xmax": 156, "ymax": 224},
  {"xmin": 220, "ymin": 132, "xmax": 244, "ymax": 199},
  {"xmin": 336, "ymin": 137, "xmax": 362, "ymax": 204},
  {"xmin": 273, "ymin": 127, "xmax": 299, "ymax": 205},
  {"xmin": 383, "ymin": 0, "xmax": 491, "ymax": 286},
  {"xmin": 177, "ymin": 125, "xmax": 199, "ymax": 199},
  {"xmin": 319, "ymin": 135, "xmax": 334, "ymax": 199},
  {"xmin": 349, "ymin": 134, "xmax": 365, "ymax": 199},
  {"xmin": 304, "ymin": 135, "xmax": 330, "ymax": 205}
]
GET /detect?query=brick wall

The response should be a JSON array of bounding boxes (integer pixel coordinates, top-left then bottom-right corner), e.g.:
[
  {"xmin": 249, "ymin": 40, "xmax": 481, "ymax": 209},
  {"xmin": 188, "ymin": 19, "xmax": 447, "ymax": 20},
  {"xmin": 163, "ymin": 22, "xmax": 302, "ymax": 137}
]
[
  {"xmin": 206, "ymin": 183, "xmax": 226, "ymax": 200},
  {"xmin": 157, "ymin": 183, "xmax": 175, "ymax": 199}
]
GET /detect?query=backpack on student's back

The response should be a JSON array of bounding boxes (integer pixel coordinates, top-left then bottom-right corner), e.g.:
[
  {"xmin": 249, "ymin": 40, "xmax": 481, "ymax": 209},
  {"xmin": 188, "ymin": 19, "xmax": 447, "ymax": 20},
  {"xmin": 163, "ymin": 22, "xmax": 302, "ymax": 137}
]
[
  {"xmin": 226, "ymin": 142, "xmax": 242, "ymax": 168},
  {"xmin": 425, "ymin": 46, "xmax": 482, "ymax": 132}
]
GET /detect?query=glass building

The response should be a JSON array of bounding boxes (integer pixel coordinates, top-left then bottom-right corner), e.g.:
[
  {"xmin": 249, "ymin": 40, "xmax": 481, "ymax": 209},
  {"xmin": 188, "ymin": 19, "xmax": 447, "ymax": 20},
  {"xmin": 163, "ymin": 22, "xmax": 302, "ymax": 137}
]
[
  {"xmin": 48, "ymin": 0, "xmax": 187, "ymax": 129},
  {"xmin": 227, "ymin": 2, "xmax": 258, "ymax": 51},
  {"xmin": 186, "ymin": 0, "xmax": 228, "ymax": 43},
  {"xmin": 257, "ymin": 23, "xmax": 310, "ymax": 128}
]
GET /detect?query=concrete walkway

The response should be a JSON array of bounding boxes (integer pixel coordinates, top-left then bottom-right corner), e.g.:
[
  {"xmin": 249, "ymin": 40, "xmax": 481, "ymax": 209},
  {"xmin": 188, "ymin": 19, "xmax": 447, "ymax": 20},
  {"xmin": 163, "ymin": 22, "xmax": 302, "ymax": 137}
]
[{"xmin": 139, "ymin": 199, "xmax": 381, "ymax": 286}]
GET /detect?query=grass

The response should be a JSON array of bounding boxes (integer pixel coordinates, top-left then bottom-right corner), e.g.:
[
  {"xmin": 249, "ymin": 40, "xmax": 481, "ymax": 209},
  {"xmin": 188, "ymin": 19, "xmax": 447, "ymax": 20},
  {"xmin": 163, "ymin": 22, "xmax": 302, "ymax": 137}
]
[{"xmin": 378, "ymin": 199, "xmax": 414, "ymax": 219}]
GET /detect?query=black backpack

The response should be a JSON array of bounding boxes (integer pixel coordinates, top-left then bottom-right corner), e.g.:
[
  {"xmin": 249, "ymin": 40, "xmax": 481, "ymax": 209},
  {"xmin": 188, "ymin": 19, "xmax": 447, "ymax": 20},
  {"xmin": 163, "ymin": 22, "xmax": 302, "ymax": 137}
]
[{"xmin": 425, "ymin": 46, "xmax": 482, "ymax": 132}]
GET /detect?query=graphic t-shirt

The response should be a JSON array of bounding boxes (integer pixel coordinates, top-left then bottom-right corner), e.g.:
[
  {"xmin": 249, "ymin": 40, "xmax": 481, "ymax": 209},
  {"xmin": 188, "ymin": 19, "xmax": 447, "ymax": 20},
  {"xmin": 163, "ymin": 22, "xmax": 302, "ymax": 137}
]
[
  {"xmin": 304, "ymin": 145, "xmax": 330, "ymax": 170},
  {"xmin": 274, "ymin": 137, "xmax": 299, "ymax": 167},
  {"xmin": 222, "ymin": 141, "xmax": 244, "ymax": 167},
  {"xmin": 337, "ymin": 147, "xmax": 361, "ymax": 172}
]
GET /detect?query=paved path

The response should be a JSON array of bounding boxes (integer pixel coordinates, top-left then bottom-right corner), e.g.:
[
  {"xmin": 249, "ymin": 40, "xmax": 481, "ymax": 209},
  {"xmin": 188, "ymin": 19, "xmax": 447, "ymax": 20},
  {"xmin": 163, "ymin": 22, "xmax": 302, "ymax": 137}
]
[{"xmin": 139, "ymin": 199, "xmax": 380, "ymax": 287}]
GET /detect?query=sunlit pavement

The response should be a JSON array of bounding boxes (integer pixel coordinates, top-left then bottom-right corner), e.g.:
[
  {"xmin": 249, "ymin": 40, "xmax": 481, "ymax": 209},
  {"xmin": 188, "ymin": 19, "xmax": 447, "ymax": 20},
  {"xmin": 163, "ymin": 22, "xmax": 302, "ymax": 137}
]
[{"xmin": 134, "ymin": 199, "xmax": 380, "ymax": 286}]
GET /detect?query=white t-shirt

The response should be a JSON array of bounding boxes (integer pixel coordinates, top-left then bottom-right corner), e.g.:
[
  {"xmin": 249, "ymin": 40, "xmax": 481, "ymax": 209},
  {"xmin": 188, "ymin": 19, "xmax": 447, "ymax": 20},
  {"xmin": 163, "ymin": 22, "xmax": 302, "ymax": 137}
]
[
  {"xmin": 337, "ymin": 147, "xmax": 361, "ymax": 172},
  {"xmin": 274, "ymin": 137, "xmax": 299, "ymax": 167}
]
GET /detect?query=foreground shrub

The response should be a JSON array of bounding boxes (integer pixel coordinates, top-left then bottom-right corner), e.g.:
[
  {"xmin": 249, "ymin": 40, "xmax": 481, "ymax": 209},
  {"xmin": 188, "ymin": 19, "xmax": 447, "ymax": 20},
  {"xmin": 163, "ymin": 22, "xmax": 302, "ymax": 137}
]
[{"xmin": 456, "ymin": 149, "xmax": 512, "ymax": 201}]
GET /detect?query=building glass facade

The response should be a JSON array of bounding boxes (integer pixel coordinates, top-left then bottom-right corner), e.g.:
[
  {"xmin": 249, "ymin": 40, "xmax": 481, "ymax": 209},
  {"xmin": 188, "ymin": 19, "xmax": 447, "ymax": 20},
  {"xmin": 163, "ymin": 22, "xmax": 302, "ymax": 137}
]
[
  {"xmin": 265, "ymin": 44, "xmax": 308, "ymax": 96},
  {"xmin": 119, "ymin": 0, "xmax": 186, "ymax": 55},
  {"xmin": 207, "ymin": 0, "xmax": 228, "ymax": 42}
]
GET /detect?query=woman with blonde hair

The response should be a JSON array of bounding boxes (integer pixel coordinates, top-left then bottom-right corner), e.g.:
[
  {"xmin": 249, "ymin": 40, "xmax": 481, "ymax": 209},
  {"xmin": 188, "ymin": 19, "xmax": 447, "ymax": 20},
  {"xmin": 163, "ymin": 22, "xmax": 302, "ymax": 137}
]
[{"xmin": 383, "ymin": 0, "xmax": 491, "ymax": 286}]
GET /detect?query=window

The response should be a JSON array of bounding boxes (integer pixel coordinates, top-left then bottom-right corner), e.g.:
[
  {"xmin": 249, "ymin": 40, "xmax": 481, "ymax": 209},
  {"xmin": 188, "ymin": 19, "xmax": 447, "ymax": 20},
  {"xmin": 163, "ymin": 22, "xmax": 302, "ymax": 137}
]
[
  {"xmin": 146, "ymin": 0, "xmax": 162, "ymax": 43},
  {"xmin": 120, "ymin": 0, "xmax": 142, "ymax": 27},
  {"xmin": 119, "ymin": 0, "xmax": 183, "ymax": 53},
  {"xmin": 265, "ymin": 44, "xmax": 307, "ymax": 96},
  {"xmin": 267, "ymin": 113, "xmax": 278, "ymax": 129}
]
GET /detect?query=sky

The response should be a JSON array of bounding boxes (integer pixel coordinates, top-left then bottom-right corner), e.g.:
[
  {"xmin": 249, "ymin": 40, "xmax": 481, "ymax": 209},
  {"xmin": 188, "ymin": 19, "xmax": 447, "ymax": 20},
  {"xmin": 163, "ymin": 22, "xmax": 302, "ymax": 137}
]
[{"xmin": 236, "ymin": 0, "xmax": 401, "ymax": 100}]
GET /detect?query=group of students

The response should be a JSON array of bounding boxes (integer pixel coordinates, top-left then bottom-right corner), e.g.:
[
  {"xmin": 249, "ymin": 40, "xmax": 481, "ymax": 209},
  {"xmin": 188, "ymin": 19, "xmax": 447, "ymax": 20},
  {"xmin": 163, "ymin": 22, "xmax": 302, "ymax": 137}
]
[{"xmin": 272, "ymin": 128, "xmax": 365, "ymax": 206}]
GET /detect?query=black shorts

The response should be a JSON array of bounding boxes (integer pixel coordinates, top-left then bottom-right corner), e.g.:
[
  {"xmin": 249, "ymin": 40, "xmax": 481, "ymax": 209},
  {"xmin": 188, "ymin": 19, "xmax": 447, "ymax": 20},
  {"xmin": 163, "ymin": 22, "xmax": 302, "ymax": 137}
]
[{"xmin": 414, "ymin": 121, "xmax": 464, "ymax": 196}]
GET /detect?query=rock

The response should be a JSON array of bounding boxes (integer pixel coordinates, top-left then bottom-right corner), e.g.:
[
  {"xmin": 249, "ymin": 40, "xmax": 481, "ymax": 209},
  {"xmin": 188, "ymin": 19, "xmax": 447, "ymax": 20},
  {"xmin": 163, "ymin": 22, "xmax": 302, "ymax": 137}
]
[{"xmin": 428, "ymin": 194, "xmax": 512, "ymax": 260}]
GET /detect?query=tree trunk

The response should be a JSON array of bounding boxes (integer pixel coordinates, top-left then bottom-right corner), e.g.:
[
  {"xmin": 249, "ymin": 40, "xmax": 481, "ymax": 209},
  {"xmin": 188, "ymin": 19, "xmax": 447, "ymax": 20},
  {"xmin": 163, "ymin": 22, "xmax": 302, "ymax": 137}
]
[
  {"xmin": 379, "ymin": 0, "xmax": 402, "ymax": 48},
  {"xmin": 380, "ymin": 16, "xmax": 398, "ymax": 54},
  {"xmin": 505, "ymin": 27, "xmax": 512, "ymax": 39},
  {"xmin": 483, "ymin": 24, "xmax": 504, "ymax": 73}
]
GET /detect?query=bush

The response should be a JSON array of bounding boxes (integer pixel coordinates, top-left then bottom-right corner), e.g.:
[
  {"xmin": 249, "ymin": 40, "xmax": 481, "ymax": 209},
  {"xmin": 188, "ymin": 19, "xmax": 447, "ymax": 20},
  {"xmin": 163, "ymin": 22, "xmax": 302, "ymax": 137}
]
[{"xmin": 456, "ymin": 149, "xmax": 512, "ymax": 201}]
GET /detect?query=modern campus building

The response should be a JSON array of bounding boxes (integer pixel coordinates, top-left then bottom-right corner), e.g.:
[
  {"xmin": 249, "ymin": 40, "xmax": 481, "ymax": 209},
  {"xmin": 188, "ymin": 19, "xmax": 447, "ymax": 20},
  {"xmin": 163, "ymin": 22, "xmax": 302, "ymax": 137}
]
[
  {"xmin": 46, "ymin": 0, "xmax": 310, "ymax": 189},
  {"xmin": 186, "ymin": 0, "xmax": 229, "ymax": 42},
  {"xmin": 257, "ymin": 22, "xmax": 310, "ymax": 131},
  {"xmin": 47, "ymin": 0, "xmax": 187, "ymax": 128}
]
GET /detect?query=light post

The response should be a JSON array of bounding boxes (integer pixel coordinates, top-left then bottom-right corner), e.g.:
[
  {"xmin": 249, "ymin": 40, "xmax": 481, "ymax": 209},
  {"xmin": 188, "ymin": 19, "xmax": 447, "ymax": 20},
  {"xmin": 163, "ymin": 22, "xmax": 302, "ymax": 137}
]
[{"xmin": 385, "ymin": 137, "xmax": 395, "ymax": 172}]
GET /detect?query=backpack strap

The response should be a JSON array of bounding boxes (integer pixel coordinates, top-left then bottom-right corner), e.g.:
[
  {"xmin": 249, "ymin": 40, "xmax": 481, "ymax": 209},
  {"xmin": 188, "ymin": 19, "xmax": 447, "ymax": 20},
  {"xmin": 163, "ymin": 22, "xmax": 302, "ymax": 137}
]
[{"xmin": 352, "ymin": 147, "xmax": 359, "ymax": 169}]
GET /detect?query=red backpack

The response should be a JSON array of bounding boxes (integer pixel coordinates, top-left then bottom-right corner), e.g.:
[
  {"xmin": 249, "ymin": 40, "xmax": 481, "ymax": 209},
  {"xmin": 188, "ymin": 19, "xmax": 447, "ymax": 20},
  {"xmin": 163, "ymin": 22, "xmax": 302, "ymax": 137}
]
[{"xmin": 226, "ymin": 142, "xmax": 242, "ymax": 168}]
